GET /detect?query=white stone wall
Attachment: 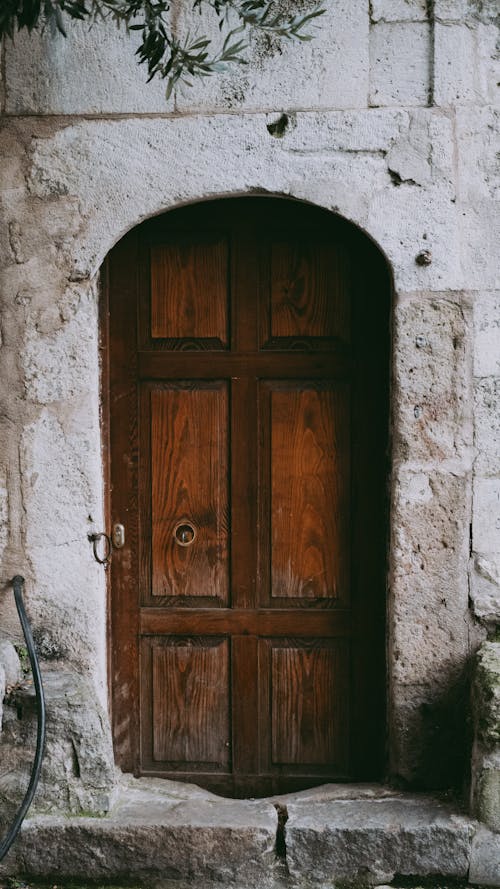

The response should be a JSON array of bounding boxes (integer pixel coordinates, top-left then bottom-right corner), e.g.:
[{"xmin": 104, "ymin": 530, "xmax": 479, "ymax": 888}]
[{"xmin": 0, "ymin": 0, "xmax": 498, "ymax": 807}]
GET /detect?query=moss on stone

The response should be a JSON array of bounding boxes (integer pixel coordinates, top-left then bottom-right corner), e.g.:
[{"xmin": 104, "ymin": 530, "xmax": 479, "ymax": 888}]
[{"xmin": 474, "ymin": 642, "xmax": 500, "ymax": 748}]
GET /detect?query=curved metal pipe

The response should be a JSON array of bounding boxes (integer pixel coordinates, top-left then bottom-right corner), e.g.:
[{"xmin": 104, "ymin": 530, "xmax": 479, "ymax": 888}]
[{"xmin": 0, "ymin": 576, "xmax": 46, "ymax": 862}]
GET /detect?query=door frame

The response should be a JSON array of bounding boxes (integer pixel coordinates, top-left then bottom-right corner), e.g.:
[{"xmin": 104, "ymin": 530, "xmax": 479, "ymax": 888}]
[{"xmin": 100, "ymin": 195, "xmax": 393, "ymax": 788}]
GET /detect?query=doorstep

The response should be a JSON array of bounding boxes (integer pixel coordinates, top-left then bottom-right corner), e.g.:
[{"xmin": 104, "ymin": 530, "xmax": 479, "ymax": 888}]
[{"xmin": 0, "ymin": 778, "xmax": 497, "ymax": 887}]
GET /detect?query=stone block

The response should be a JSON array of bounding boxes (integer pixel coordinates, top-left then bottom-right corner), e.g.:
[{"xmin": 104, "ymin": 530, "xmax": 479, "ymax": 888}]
[
  {"xmin": 174, "ymin": 0, "xmax": 369, "ymax": 112},
  {"xmin": 0, "ymin": 665, "xmax": 5, "ymax": 732},
  {"xmin": 469, "ymin": 554, "xmax": 500, "ymax": 625},
  {"xmin": 474, "ymin": 642, "xmax": 500, "ymax": 749},
  {"xmin": 4, "ymin": 20, "xmax": 174, "ymax": 115},
  {"xmin": 469, "ymin": 826, "xmax": 500, "ymax": 887},
  {"xmin": 391, "ymin": 680, "xmax": 471, "ymax": 788},
  {"xmin": 282, "ymin": 108, "xmax": 409, "ymax": 154},
  {"xmin": 371, "ymin": 192, "xmax": 463, "ymax": 291},
  {"xmin": 473, "ymin": 479, "xmax": 500, "ymax": 557},
  {"xmin": 475, "ymin": 766, "xmax": 500, "ymax": 833},
  {"xmin": 475, "ymin": 377, "xmax": 500, "ymax": 476},
  {"xmin": 22, "ymin": 285, "xmax": 99, "ymax": 405},
  {"xmin": 369, "ymin": 23, "xmax": 431, "ymax": 106},
  {"xmin": 0, "ymin": 640, "xmax": 22, "ymax": 689},
  {"xmin": 5, "ymin": 0, "xmax": 370, "ymax": 114},
  {"xmin": 390, "ymin": 468, "xmax": 471, "ymax": 686},
  {"xmin": 385, "ymin": 109, "xmax": 455, "ymax": 191},
  {"xmin": 461, "ymin": 200, "xmax": 500, "ymax": 290},
  {"xmin": 0, "ymin": 789, "xmax": 278, "ymax": 882},
  {"xmin": 474, "ymin": 290, "xmax": 500, "ymax": 377},
  {"xmin": 433, "ymin": 21, "xmax": 500, "ymax": 106},
  {"xmin": 392, "ymin": 296, "xmax": 473, "ymax": 465},
  {"xmin": 435, "ymin": 0, "xmax": 500, "ymax": 22},
  {"xmin": 0, "ymin": 468, "xmax": 8, "ymax": 566},
  {"xmin": 285, "ymin": 798, "xmax": 473, "ymax": 883},
  {"xmin": 0, "ymin": 668, "xmax": 116, "ymax": 819},
  {"xmin": 456, "ymin": 107, "xmax": 500, "ymax": 202},
  {"xmin": 18, "ymin": 398, "xmax": 107, "ymax": 678},
  {"xmin": 371, "ymin": 0, "xmax": 429, "ymax": 22},
  {"xmin": 434, "ymin": 0, "xmax": 469, "ymax": 18}
]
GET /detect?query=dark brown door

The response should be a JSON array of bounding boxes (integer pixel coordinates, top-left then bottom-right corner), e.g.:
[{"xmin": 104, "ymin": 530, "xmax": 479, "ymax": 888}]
[{"xmin": 105, "ymin": 197, "xmax": 390, "ymax": 797}]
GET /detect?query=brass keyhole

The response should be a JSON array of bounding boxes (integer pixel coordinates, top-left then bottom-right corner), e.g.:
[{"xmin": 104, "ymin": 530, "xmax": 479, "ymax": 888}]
[{"xmin": 174, "ymin": 522, "xmax": 197, "ymax": 546}]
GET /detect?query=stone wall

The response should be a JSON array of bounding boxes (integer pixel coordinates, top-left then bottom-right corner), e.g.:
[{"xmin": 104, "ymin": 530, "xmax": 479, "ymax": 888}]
[{"xmin": 0, "ymin": 0, "xmax": 499, "ymax": 814}]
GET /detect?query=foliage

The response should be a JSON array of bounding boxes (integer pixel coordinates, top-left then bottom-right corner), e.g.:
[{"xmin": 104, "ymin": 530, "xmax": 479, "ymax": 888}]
[{"xmin": 0, "ymin": 1, "xmax": 325, "ymax": 98}]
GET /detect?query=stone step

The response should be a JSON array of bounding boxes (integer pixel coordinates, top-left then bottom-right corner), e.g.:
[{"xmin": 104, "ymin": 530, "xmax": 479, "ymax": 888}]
[{"xmin": 0, "ymin": 780, "xmax": 495, "ymax": 887}]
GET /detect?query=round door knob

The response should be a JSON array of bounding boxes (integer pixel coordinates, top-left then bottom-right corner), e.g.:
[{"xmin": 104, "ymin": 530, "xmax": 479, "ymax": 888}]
[{"xmin": 174, "ymin": 522, "xmax": 197, "ymax": 546}]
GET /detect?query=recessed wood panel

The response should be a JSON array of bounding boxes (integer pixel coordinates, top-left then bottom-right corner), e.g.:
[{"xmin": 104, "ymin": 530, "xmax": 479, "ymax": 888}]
[
  {"xmin": 269, "ymin": 241, "xmax": 350, "ymax": 343},
  {"xmin": 152, "ymin": 638, "xmax": 230, "ymax": 764},
  {"xmin": 151, "ymin": 384, "xmax": 229, "ymax": 599},
  {"xmin": 270, "ymin": 642, "xmax": 349, "ymax": 767},
  {"xmin": 151, "ymin": 239, "xmax": 228, "ymax": 343},
  {"xmin": 270, "ymin": 385, "xmax": 350, "ymax": 600}
]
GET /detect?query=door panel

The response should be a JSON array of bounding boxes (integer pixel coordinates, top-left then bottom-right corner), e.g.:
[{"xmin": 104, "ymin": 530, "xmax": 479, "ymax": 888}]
[
  {"xmin": 107, "ymin": 197, "xmax": 390, "ymax": 796},
  {"xmin": 143, "ymin": 636, "xmax": 230, "ymax": 769},
  {"xmin": 267, "ymin": 383, "xmax": 350, "ymax": 602},
  {"xmin": 263, "ymin": 239, "xmax": 351, "ymax": 348},
  {"xmin": 270, "ymin": 642, "xmax": 349, "ymax": 768},
  {"xmin": 150, "ymin": 384, "xmax": 229, "ymax": 601},
  {"xmin": 150, "ymin": 238, "xmax": 229, "ymax": 346}
]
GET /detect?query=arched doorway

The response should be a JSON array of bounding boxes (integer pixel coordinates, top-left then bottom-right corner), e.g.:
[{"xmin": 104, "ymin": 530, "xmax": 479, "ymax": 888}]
[{"xmin": 104, "ymin": 196, "xmax": 391, "ymax": 798}]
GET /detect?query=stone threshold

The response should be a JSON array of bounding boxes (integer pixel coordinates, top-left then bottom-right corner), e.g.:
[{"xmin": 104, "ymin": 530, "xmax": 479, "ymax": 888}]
[{"xmin": 0, "ymin": 778, "xmax": 498, "ymax": 887}]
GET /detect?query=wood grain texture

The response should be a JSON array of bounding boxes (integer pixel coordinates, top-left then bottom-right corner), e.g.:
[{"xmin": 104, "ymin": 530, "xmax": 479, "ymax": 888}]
[
  {"xmin": 151, "ymin": 384, "xmax": 229, "ymax": 599},
  {"xmin": 152, "ymin": 637, "xmax": 230, "ymax": 764},
  {"xmin": 270, "ymin": 385, "xmax": 350, "ymax": 600},
  {"xmin": 140, "ymin": 608, "xmax": 350, "ymax": 637},
  {"xmin": 270, "ymin": 642, "xmax": 348, "ymax": 767},
  {"xmin": 150, "ymin": 239, "xmax": 228, "ymax": 343},
  {"xmin": 269, "ymin": 241, "xmax": 351, "ymax": 343}
]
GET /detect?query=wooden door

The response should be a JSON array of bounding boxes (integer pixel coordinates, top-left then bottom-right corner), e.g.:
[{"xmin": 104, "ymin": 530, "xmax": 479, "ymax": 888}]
[{"xmin": 105, "ymin": 197, "xmax": 390, "ymax": 797}]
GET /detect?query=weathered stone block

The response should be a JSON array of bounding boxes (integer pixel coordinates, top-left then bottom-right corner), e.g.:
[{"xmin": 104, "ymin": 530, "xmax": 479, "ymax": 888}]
[
  {"xmin": 4, "ymin": 0, "xmax": 370, "ymax": 114},
  {"xmin": 281, "ymin": 108, "xmax": 409, "ymax": 153},
  {"xmin": 22, "ymin": 285, "xmax": 98, "ymax": 405},
  {"xmin": 474, "ymin": 642, "xmax": 500, "ymax": 749},
  {"xmin": 0, "ymin": 468, "xmax": 8, "ymax": 566},
  {"xmin": 469, "ymin": 826, "xmax": 500, "ymax": 887},
  {"xmin": 433, "ymin": 0, "xmax": 468, "ymax": 19},
  {"xmin": 371, "ymin": 0, "xmax": 429, "ymax": 22},
  {"xmin": 392, "ymin": 296, "xmax": 473, "ymax": 465},
  {"xmin": 175, "ymin": 0, "xmax": 369, "ymax": 112},
  {"xmin": 0, "ymin": 668, "xmax": 116, "ymax": 819},
  {"xmin": 4, "ymin": 20, "xmax": 174, "ymax": 115},
  {"xmin": 475, "ymin": 377, "xmax": 500, "ymax": 476},
  {"xmin": 469, "ymin": 554, "xmax": 500, "ymax": 626},
  {"xmin": 473, "ymin": 479, "xmax": 500, "ymax": 557},
  {"xmin": 368, "ymin": 188, "xmax": 463, "ymax": 291},
  {"xmin": 474, "ymin": 290, "xmax": 500, "ymax": 378},
  {"xmin": 433, "ymin": 21, "xmax": 500, "ymax": 106},
  {"xmin": 461, "ymin": 200, "xmax": 500, "ymax": 290},
  {"xmin": 391, "ymin": 467, "xmax": 471, "ymax": 687},
  {"xmin": 391, "ymin": 680, "xmax": 471, "ymax": 788},
  {"xmin": 0, "ymin": 789, "xmax": 278, "ymax": 883},
  {"xmin": 475, "ymin": 766, "xmax": 500, "ymax": 833},
  {"xmin": 385, "ymin": 109, "xmax": 455, "ymax": 191},
  {"xmin": 471, "ymin": 643, "xmax": 500, "ymax": 836},
  {"xmin": 286, "ymin": 798, "xmax": 473, "ymax": 883},
  {"xmin": 369, "ymin": 23, "xmax": 431, "ymax": 106},
  {"xmin": 0, "ymin": 665, "xmax": 5, "ymax": 732},
  {"xmin": 457, "ymin": 107, "xmax": 500, "ymax": 202},
  {"xmin": 0, "ymin": 640, "xmax": 22, "ymax": 690}
]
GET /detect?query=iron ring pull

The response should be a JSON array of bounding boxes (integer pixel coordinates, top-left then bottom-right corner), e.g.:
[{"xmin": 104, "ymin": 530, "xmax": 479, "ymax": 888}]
[{"xmin": 89, "ymin": 532, "xmax": 112, "ymax": 567}]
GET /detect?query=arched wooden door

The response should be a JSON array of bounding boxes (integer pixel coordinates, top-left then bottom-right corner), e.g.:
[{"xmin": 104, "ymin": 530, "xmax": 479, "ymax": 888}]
[{"xmin": 105, "ymin": 197, "xmax": 390, "ymax": 797}]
